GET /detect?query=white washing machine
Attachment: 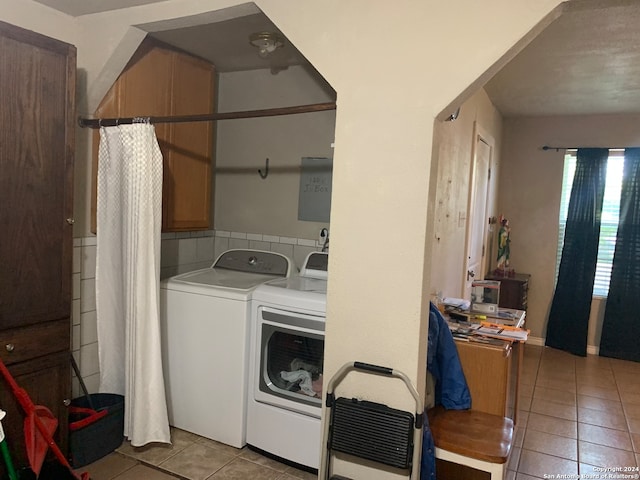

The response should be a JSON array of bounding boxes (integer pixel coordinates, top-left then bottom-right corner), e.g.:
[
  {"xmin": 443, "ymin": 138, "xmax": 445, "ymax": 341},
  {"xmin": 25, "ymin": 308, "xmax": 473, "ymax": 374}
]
[
  {"xmin": 160, "ymin": 249, "xmax": 291, "ymax": 448},
  {"xmin": 247, "ymin": 252, "xmax": 328, "ymax": 469}
]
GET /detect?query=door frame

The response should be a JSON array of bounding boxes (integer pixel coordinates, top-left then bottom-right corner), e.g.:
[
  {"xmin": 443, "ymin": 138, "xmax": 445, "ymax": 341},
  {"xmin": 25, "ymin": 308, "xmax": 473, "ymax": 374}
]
[{"xmin": 462, "ymin": 122, "xmax": 495, "ymax": 297}]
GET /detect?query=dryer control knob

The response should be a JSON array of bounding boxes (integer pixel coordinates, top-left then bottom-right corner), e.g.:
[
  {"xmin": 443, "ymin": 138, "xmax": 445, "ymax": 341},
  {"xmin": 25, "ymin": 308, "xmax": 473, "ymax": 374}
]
[{"xmin": 248, "ymin": 256, "xmax": 257, "ymax": 266}]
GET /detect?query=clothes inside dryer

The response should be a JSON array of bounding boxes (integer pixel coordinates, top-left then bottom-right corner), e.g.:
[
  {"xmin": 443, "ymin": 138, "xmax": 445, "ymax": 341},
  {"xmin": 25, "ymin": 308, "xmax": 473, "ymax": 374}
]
[{"xmin": 261, "ymin": 325, "xmax": 324, "ymax": 403}]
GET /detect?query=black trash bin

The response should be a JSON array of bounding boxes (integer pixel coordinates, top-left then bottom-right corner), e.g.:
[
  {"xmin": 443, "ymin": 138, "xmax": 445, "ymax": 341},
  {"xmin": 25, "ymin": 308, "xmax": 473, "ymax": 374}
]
[{"xmin": 68, "ymin": 393, "xmax": 124, "ymax": 468}]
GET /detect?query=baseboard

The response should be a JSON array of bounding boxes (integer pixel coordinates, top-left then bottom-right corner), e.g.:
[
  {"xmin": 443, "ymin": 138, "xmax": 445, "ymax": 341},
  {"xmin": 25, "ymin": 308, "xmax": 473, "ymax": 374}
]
[
  {"xmin": 527, "ymin": 336, "xmax": 599, "ymax": 355},
  {"xmin": 527, "ymin": 336, "xmax": 545, "ymax": 347}
]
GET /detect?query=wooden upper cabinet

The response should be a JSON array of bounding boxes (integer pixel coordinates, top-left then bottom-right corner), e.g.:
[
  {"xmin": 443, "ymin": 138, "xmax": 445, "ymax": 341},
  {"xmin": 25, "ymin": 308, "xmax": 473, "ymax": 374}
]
[
  {"xmin": 165, "ymin": 49, "xmax": 214, "ymax": 230},
  {"xmin": 91, "ymin": 38, "xmax": 215, "ymax": 232}
]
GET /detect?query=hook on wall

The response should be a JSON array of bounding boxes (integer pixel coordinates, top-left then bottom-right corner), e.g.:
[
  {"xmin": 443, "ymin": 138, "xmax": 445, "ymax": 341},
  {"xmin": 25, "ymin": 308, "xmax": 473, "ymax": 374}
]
[{"xmin": 258, "ymin": 158, "xmax": 269, "ymax": 179}]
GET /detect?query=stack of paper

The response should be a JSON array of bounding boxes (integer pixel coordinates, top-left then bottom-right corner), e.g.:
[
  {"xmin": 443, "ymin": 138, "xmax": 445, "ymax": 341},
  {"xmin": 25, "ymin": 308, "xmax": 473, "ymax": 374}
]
[
  {"xmin": 442, "ymin": 297, "xmax": 471, "ymax": 310},
  {"xmin": 475, "ymin": 321, "xmax": 529, "ymax": 341}
]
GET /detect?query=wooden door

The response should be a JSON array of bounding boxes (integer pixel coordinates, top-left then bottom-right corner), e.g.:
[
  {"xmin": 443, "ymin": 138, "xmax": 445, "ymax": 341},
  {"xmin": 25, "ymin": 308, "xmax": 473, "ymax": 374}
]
[
  {"xmin": 0, "ymin": 21, "xmax": 75, "ymax": 472},
  {"xmin": 0, "ymin": 21, "xmax": 75, "ymax": 330},
  {"xmin": 462, "ymin": 124, "xmax": 494, "ymax": 298}
]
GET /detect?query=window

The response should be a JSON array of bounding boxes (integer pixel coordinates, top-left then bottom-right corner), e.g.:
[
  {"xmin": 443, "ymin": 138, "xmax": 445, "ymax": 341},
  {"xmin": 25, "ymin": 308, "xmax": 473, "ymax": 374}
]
[{"xmin": 557, "ymin": 150, "xmax": 624, "ymax": 296}]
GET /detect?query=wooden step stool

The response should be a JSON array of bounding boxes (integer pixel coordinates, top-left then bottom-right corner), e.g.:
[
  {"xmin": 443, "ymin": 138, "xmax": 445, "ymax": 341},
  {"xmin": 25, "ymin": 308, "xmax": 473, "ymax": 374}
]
[{"xmin": 427, "ymin": 406, "xmax": 514, "ymax": 480}]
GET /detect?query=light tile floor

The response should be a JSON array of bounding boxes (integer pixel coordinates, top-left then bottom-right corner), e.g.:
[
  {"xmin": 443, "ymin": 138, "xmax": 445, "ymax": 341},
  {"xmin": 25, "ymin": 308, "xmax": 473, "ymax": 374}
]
[
  {"xmin": 76, "ymin": 426, "xmax": 316, "ymax": 480},
  {"xmin": 77, "ymin": 345, "xmax": 640, "ymax": 479},
  {"xmin": 507, "ymin": 345, "xmax": 640, "ymax": 479}
]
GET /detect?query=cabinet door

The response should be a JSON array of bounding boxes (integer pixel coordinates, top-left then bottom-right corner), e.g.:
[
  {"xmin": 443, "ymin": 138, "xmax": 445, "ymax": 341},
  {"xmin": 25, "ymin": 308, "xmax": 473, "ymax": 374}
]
[
  {"xmin": 455, "ymin": 340, "xmax": 512, "ymax": 417},
  {"xmin": 486, "ymin": 274, "xmax": 530, "ymax": 310},
  {"xmin": 117, "ymin": 41, "xmax": 172, "ymax": 147},
  {"xmin": 0, "ymin": 22, "xmax": 75, "ymax": 330},
  {"xmin": 90, "ymin": 39, "xmax": 214, "ymax": 233},
  {"xmin": 0, "ymin": 351, "xmax": 71, "ymax": 471},
  {"xmin": 90, "ymin": 42, "xmax": 172, "ymax": 233},
  {"xmin": 164, "ymin": 51, "xmax": 215, "ymax": 230}
]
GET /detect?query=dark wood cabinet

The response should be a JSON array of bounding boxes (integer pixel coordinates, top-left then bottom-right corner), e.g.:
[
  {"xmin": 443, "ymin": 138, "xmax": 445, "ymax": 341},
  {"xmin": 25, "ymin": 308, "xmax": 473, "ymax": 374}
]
[
  {"xmin": 0, "ymin": 351, "xmax": 71, "ymax": 468},
  {"xmin": 486, "ymin": 273, "xmax": 530, "ymax": 310},
  {"xmin": 0, "ymin": 20, "xmax": 75, "ymax": 472}
]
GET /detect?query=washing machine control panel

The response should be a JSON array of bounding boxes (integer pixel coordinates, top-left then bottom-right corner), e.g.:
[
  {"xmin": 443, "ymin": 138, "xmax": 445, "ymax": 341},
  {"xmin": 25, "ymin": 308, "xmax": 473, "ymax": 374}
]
[{"xmin": 214, "ymin": 249, "xmax": 290, "ymax": 276}]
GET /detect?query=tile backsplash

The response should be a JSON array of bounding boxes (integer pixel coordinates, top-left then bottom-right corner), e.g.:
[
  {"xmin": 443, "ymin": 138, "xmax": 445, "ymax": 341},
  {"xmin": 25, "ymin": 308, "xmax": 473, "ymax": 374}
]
[
  {"xmin": 72, "ymin": 236, "xmax": 100, "ymax": 398},
  {"xmin": 72, "ymin": 230, "xmax": 323, "ymax": 396},
  {"xmin": 160, "ymin": 230, "xmax": 322, "ymax": 278}
]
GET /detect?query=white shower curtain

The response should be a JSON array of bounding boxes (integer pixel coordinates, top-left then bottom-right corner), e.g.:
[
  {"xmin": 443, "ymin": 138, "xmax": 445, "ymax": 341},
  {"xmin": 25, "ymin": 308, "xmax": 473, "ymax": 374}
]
[{"xmin": 96, "ymin": 123, "xmax": 171, "ymax": 446}]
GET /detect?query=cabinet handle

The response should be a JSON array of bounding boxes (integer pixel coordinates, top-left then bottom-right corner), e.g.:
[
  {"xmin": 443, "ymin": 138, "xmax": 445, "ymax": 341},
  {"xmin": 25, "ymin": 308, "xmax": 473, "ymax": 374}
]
[
  {"xmin": 5, "ymin": 343, "xmax": 15, "ymax": 353},
  {"xmin": 66, "ymin": 218, "xmax": 75, "ymax": 225},
  {"xmin": 63, "ymin": 399, "xmax": 71, "ymax": 406}
]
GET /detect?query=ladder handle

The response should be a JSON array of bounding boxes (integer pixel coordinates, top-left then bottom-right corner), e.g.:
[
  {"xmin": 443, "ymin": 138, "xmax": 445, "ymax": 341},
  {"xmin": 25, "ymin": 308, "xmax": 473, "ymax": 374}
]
[{"xmin": 353, "ymin": 361, "xmax": 393, "ymax": 376}]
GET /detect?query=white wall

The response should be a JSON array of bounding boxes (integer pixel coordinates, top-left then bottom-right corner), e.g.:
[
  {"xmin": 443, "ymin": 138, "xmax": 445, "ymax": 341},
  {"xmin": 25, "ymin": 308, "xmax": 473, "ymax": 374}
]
[
  {"xmin": 431, "ymin": 88, "xmax": 504, "ymax": 300},
  {"xmin": 0, "ymin": 0, "xmax": 76, "ymax": 43},
  {"xmin": 159, "ymin": 65, "xmax": 335, "ymax": 278},
  {"xmin": 215, "ymin": 65, "xmax": 336, "ymax": 240},
  {"xmin": 500, "ymin": 113, "xmax": 640, "ymax": 348}
]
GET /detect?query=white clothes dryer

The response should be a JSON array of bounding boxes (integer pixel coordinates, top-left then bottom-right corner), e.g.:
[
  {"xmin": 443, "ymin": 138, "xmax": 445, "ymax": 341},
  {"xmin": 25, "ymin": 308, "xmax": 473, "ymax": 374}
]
[
  {"xmin": 247, "ymin": 252, "xmax": 328, "ymax": 469},
  {"xmin": 160, "ymin": 249, "xmax": 291, "ymax": 448}
]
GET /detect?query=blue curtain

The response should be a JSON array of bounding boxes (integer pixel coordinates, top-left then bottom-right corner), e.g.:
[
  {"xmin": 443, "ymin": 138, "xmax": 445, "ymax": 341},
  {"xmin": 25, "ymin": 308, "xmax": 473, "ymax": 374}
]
[
  {"xmin": 599, "ymin": 148, "xmax": 640, "ymax": 362},
  {"xmin": 546, "ymin": 148, "xmax": 608, "ymax": 356}
]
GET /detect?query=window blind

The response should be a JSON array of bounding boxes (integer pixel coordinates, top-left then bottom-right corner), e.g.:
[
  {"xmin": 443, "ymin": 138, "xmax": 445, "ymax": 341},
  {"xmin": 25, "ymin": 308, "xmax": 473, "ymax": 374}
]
[{"xmin": 556, "ymin": 150, "xmax": 623, "ymax": 297}]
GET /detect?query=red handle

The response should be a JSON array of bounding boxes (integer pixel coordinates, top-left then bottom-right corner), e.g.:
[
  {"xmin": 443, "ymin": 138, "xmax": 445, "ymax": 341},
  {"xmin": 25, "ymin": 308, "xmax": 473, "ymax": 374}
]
[{"xmin": 69, "ymin": 407, "xmax": 109, "ymax": 431}]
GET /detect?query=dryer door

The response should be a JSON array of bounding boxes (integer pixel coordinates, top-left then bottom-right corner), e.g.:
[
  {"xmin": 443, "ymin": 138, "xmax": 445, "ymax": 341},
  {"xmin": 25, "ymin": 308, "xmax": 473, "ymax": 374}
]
[{"xmin": 254, "ymin": 306, "xmax": 324, "ymax": 418}]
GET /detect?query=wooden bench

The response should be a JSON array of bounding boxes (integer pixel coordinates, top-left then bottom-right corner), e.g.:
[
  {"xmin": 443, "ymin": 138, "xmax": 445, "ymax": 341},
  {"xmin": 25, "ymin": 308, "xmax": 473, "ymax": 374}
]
[{"xmin": 427, "ymin": 406, "xmax": 514, "ymax": 480}]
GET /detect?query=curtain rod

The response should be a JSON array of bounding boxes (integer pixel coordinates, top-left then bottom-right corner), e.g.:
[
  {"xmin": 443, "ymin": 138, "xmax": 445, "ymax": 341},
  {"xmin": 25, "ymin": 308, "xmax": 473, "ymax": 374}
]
[
  {"xmin": 542, "ymin": 146, "xmax": 634, "ymax": 151},
  {"xmin": 542, "ymin": 146, "xmax": 572, "ymax": 151},
  {"xmin": 78, "ymin": 102, "xmax": 336, "ymax": 128}
]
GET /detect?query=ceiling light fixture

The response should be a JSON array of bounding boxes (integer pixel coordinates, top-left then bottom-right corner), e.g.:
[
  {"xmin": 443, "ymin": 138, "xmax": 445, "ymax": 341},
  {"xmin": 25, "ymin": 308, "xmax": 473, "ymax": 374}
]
[{"xmin": 249, "ymin": 31, "xmax": 284, "ymax": 58}]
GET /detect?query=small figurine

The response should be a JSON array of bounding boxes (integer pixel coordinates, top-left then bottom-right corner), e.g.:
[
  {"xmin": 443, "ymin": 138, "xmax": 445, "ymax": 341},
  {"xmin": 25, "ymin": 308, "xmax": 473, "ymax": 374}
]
[{"xmin": 496, "ymin": 215, "xmax": 511, "ymax": 273}]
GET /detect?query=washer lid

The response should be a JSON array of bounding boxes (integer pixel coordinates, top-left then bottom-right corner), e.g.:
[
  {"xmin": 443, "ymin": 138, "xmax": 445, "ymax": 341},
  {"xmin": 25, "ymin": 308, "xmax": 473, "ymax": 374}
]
[
  {"xmin": 169, "ymin": 268, "xmax": 286, "ymax": 290},
  {"xmin": 162, "ymin": 249, "xmax": 292, "ymax": 292},
  {"xmin": 252, "ymin": 275, "xmax": 327, "ymax": 313}
]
